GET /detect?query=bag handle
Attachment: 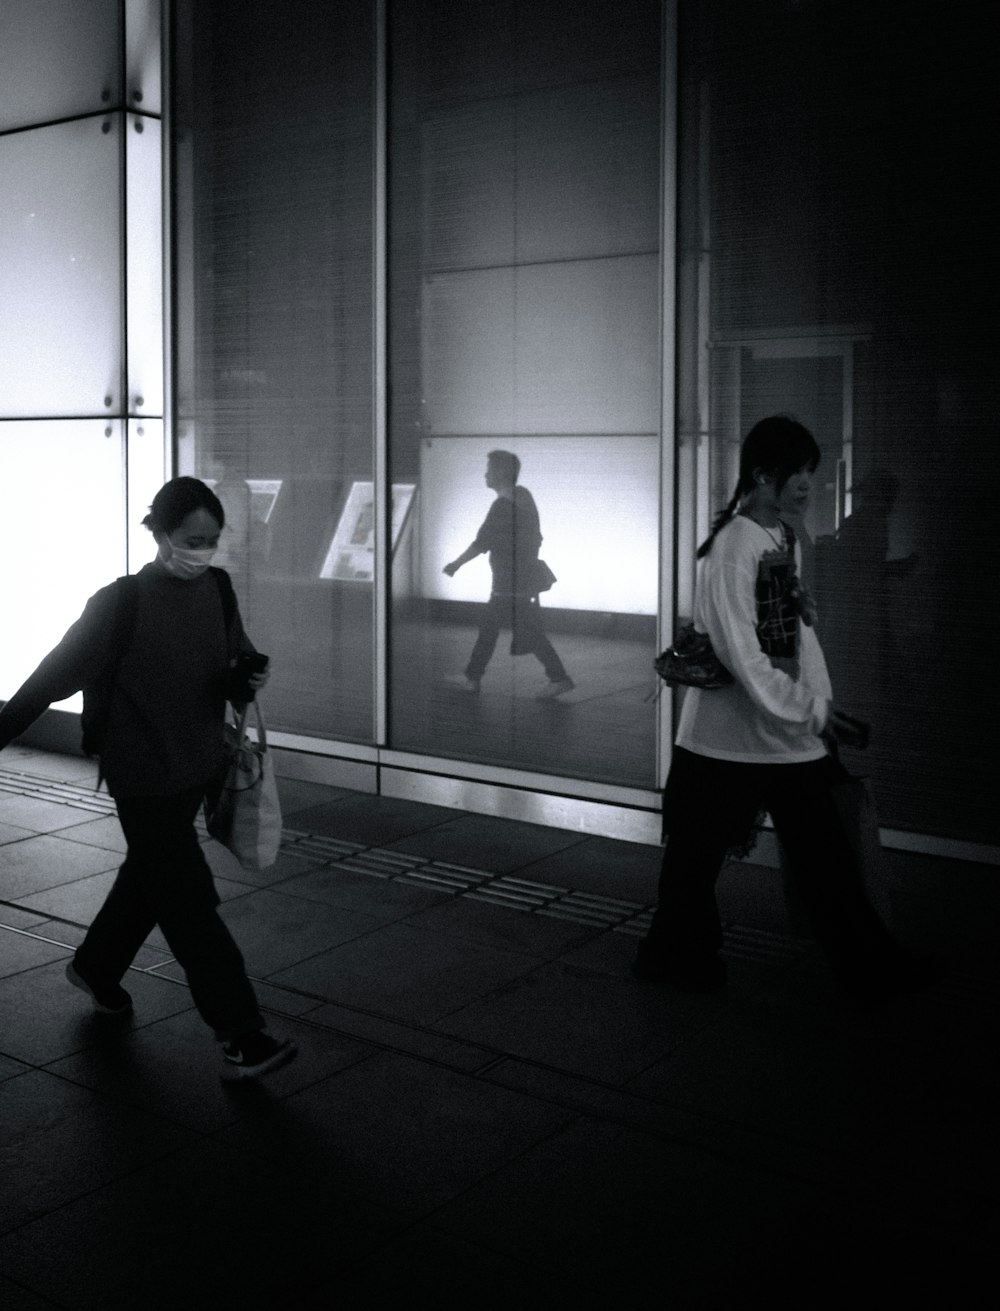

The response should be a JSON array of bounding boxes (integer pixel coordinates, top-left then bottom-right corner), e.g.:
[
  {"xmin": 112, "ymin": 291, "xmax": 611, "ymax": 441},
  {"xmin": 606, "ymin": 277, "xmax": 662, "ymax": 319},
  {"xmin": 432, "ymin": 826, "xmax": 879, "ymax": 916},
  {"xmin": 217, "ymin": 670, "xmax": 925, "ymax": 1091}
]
[{"xmin": 235, "ymin": 699, "xmax": 268, "ymax": 753}]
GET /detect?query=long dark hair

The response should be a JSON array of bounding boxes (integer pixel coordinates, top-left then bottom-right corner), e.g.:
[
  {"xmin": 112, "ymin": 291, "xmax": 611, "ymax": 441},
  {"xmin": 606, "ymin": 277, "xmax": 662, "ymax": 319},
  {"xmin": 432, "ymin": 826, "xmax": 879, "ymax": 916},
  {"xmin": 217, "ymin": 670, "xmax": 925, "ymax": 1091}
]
[
  {"xmin": 697, "ymin": 416, "xmax": 820, "ymax": 558},
  {"xmin": 142, "ymin": 477, "xmax": 225, "ymax": 536}
]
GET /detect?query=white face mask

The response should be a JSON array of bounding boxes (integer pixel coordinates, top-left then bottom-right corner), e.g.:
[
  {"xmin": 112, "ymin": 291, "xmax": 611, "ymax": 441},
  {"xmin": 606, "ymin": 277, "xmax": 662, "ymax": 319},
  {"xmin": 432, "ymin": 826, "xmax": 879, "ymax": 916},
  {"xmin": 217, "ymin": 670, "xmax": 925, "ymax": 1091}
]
[{"xmin": 162, "ymin": 544, "xmax": 216, "ymax": 580}]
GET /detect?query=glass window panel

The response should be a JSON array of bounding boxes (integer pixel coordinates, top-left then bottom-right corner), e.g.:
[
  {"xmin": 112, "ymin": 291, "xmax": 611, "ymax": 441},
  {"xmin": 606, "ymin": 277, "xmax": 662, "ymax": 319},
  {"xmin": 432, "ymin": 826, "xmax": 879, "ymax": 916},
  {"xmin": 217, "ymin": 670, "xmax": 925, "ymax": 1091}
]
[
  {"xmin": 390, "ymin": 0, "xmax": 661, "ymax": 788},
  {"xmin": 679, "ymin": 1, "xmax": 998, "ymax": 845},
  {"xmin": 0, "ymin": 420, "xmax": 126, "ymax": 707},
  {"xmin": 127, "ymin": 418, "xmax": 166, "ymax": 572},
  {"xmin": 0, "ymin": 0, "xmax": 121, "ymax": 132},
  {"xmin": 126, "ymin": 114, "xmax": 163, "ymax": 415},
  {"xmin": 172, "ymin": 0, "xmax": 375, "ymax": 744},
  {"xmin": 0, "ymin": 117, "xmax": 122, "ymax": 418},
  {"xmin": 126, "ymin": 0, "xmax": 163, "ymax": 115}
]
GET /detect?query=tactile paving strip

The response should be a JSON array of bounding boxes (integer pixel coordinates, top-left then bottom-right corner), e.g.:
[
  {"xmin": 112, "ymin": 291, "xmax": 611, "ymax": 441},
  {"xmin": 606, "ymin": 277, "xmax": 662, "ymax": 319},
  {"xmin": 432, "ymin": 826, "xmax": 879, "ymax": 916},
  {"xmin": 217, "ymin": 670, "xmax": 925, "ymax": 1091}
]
[{"xmin": 0, "ymin": 766, "xmax": 804, "ymax": 959}]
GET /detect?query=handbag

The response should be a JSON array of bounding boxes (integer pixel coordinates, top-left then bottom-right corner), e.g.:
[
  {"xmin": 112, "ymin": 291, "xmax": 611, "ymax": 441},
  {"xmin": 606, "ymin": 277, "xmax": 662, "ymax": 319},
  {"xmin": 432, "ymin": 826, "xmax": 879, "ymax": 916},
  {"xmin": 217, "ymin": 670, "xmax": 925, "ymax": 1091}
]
[
  {"xmin": 205, "ymin": 700, "xmax": 283, "ymax": 870},
  {"xmin": 532, "ymin": 559, "xmax": 557, "ymax": 594},
  {"xmin": 654, "ymin": 624, "xmax": 733, "ymax": 689}
]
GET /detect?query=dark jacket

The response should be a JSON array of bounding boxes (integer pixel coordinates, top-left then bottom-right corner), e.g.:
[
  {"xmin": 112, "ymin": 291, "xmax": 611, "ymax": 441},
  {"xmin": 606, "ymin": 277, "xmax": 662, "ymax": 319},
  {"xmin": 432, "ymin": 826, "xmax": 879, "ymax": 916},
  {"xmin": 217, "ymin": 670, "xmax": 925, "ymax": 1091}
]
[{"xmin": 0, "ymin": 564, "xmax": 252, "ymax": 797}]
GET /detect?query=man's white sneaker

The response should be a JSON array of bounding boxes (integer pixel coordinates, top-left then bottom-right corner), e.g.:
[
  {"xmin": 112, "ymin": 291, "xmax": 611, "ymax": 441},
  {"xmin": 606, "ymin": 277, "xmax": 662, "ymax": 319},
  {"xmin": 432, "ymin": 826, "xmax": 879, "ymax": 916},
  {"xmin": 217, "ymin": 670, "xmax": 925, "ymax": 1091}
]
[{"xmin": 221, "ymin": 1031, "xmax": 297, "ymax": 1081}]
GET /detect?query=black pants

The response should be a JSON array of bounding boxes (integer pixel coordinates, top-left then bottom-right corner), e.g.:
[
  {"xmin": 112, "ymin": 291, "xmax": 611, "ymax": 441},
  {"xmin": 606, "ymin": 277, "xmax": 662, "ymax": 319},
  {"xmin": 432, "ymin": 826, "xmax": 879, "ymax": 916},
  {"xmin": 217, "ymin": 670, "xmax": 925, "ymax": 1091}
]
[
  {"xmin": 465, "ymin": 593, "xmax": 568, "ymax": 682},
  {"xmin": 75, "ymin": 787, "xmax": 263, "ymax": 1040},
  {"xmin": 645, "ymin": 747, "xmax": 905, "ymax": 993}
]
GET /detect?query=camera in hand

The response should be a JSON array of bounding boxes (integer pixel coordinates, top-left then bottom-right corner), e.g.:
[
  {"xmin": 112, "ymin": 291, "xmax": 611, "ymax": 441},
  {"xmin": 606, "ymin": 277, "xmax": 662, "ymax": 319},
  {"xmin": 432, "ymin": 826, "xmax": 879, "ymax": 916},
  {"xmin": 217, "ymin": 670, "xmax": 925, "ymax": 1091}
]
[{"xmin": 231, "ymin": 651, "xmax": 269, "ymax": 702}]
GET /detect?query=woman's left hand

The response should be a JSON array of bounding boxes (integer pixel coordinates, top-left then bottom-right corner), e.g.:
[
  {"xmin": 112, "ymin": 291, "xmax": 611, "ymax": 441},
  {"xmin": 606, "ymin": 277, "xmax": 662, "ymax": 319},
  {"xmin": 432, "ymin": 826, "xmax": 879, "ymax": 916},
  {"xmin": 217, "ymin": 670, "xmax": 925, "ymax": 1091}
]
[
  {"xmin": 248, "ymin": 662, "xmax": 271, "ymax": 692},
  {"xmin": 790, "ymin": 582, "xmax": 818, "ymax": 627}
]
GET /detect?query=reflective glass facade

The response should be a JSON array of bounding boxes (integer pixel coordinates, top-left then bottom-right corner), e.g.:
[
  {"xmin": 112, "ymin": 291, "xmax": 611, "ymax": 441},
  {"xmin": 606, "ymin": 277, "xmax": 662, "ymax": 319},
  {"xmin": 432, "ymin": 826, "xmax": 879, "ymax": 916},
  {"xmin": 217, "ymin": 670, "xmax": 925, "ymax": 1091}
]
[
  {"xmin": 2, "ymin": 2, "xmax": 995, "ymax": 851},
  {"xmin": 387, "ymin": 0, "xmax": 662, "ymax": 788}
]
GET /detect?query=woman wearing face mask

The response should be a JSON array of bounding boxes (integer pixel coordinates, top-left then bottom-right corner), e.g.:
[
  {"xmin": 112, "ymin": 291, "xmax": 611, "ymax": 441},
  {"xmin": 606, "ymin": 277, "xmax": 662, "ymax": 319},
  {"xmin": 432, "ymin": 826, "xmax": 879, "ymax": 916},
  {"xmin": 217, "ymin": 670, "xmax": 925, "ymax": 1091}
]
[{"xmin": 0, "ymin": 477, "xmax": 296, "ymax": 1080}]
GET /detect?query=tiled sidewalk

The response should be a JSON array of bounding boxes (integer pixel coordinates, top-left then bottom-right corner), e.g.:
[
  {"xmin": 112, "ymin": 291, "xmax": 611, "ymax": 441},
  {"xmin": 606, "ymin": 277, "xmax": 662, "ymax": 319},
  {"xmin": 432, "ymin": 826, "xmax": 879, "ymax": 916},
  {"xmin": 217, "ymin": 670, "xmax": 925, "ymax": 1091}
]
[{"xmin": 1, "ymin": 745, "xmax": 997, "ymax": 1308}]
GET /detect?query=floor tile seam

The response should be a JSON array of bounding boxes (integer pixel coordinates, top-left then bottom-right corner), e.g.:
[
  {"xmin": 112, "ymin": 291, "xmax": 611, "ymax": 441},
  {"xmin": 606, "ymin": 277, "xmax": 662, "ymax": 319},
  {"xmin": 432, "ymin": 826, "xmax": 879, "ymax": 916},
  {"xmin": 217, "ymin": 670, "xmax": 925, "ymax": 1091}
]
[
  {"xmin": 475, "ymin": 1060, "xmax": 992, "ymax": 1218},
  {"xmin": 0, "ymin": 1125, "xmax": 240, "ymax": 1248}
]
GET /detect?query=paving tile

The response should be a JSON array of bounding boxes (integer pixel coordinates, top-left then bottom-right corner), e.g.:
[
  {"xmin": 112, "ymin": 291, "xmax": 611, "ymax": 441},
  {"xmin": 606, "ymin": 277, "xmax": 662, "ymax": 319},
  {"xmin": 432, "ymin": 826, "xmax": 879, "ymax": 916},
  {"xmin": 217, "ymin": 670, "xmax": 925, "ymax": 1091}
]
[
  {"xmin": 0, "ymin": 794, "xmax": 100, "ymax": 834},
  {"xmin": 0, "ymin": 748, "xmax": 98, "ymax": 783},
  {"xmin": 305, "ymin": 1000, "xmax": 498, "ymax": 1073},
  {"xmin": 220, "ymin": 888, "xmax": 382, "ymax": 975},
  {"xmin": 0, "ymin": 1136, "xmax": 403, "ymax": 1309},
  {"xmin": 277, "ymin": 776, "xmax": 352, "ymax": 817},
  {"xmin": 0, "ymin": 1274, "xmax": 56, "ymax": 1310},
  {"xmin": 0, "ymin": 927, "xmax": 72, "ymax": 980},
  {"xmin": 516, "ymin": 832, "xmax": 661, "ymax": 903},
  {"xmin": 277, "ymin": 863, "xmax": 452, "ymax": 923},
  {"xmin": 14, "ymin": 868, "xmax": 252, "ymax": 958},
  {"xmin": 1, "ymin": 834, "xmax": 120, "ymax": 899},
  {"xmin": 203, "ymin": 841, "xmax": 330, "ymax": 889},
  {"xmin": 0, "ymin": 1053, "xmax": 32, "ymax": 1084},
  {"xmin": 429, "ymin": 1116, "xmax": 989, "ymax": 1303},
  {"xmin": 53, "ymin": 814, "xmax": 128, "ymax": 853},
  {"xmin": 0, "ymin": 822, "xmax": 34, "ymax": 846},
  {"xmin": 0, "ymin": 1068, "xmax": 195, "ymax": 1237},
  {"xmin": 25, "ymin": 920, "xmax": 173, "ymax": 970},
  {"xmin": 433, "ymin": 958, "xmax": 717, "ymax": 1083},
  {"xmin": 325, "ymin": 1224, "xmax": 566, "ymax": 1302},
  {"xmin": 0, "ymin": 958, "xmax": 195, "ymax": 1066},
  {"xmin": 219, "ymin": 1049, "xmax": 575, "ymax": 1215},
  {"xmin": 286, "ymin": 793, "xmax": 461, "ymax": 845},
  {"xmin": 269, "ymin": 921, "xmax": 541, "ymax": 1024},
  {"xmin": 404, "ymin": 894, "xmax": 601, "ymax": 957},
  {"xmin": 386, "ymin": 812, "xmax": 585, "ymax": 872},
  {"xmin": 625, "ymin": 1010, "xmax": 892, "ymax": 1154},
  {"xmin": 0, "ymin": 903, "xmax": 50, "ymax": 931},
  {"xmin": 47, "ymin": 1007, "xmax": 375, "ymax": 1133}
]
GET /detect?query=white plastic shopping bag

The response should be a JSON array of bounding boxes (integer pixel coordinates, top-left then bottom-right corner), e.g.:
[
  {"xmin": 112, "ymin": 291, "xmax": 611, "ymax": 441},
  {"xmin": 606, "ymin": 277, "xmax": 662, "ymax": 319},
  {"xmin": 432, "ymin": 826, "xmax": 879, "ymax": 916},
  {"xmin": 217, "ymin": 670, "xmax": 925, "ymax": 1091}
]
[{"xmin": 206, "ymin": 701, "xmax": 282, "ymax": 870}]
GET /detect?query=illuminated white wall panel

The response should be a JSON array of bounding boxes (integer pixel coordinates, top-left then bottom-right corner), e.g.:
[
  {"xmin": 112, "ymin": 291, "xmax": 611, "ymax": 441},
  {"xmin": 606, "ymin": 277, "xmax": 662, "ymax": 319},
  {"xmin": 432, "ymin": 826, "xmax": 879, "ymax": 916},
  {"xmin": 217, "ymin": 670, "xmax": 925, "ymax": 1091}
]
[
  {"xmin": 421, "ymin": 435, "xmax": 659, "ymax": 613},
  {"xmin": 126, "ymin": 0, "xmax": 163, "ymax": 115},
  {"xmin": 126, "ymin": 114, "xmax": 164, "ymax": 415},
  {"xmin": 0, "ymin": 421, "xmax": 126, "ymax": 705},
  {"xmin": 0, "ymin": 0, "xmax": 120, "ymax": 132},
  {"xmin": 0, "ymin": 117, "xmax": 122, "ymax": 417},
  {"xmin": 423, "ymin": 255, "xmax": 658, "ymax": 435},
  {"xmin": 127, "ymin": 418, "xmax": 166, "ymax": 572}
]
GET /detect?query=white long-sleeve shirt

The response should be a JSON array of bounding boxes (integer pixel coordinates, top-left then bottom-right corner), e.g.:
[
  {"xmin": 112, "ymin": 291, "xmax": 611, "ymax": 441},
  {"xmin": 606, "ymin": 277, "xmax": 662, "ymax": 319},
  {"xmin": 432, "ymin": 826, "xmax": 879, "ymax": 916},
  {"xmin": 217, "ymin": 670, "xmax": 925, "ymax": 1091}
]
[{"xmin": 675, "ymin": 515, "xmax": 831, "ymax": 763}]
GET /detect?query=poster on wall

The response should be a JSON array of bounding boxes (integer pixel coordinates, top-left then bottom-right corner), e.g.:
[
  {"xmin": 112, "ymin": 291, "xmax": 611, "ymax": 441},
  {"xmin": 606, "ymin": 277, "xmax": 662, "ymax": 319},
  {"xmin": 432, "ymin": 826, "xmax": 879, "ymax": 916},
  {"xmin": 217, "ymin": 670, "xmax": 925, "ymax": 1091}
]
[{"xmin": 319, "ymin": 481, "xmax": 416, "ymax": 581}]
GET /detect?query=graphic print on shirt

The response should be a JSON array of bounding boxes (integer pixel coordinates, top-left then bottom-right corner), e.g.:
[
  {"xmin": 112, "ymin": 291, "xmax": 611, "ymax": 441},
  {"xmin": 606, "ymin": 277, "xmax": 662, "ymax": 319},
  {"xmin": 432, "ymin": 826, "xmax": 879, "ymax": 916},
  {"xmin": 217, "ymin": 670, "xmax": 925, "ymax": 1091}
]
[{"xmin": 755, "ymin": 537, "xmax": 799, "ymax": 676}]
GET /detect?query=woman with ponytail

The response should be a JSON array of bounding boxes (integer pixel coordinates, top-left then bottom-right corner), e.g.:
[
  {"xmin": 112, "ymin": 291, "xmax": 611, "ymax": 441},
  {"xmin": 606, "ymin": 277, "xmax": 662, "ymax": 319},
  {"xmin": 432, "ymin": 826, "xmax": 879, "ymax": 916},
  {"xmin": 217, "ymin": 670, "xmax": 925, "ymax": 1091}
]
[{"xmin": 635, "ymin": 416, "xmax": 935, "ymax": 1002}]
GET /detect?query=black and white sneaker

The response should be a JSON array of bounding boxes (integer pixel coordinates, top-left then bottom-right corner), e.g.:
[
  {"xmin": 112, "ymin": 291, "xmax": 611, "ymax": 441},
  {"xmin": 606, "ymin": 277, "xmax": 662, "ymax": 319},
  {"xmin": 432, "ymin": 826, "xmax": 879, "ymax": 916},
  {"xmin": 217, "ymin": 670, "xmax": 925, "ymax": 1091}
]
[
  {"xmin": 65, "ymin": 960, "xmax": 133, "ymax": 1015},
  {"xmin": 221, "ymin": 1031, "xmax": 297, "ymax": 1082}
]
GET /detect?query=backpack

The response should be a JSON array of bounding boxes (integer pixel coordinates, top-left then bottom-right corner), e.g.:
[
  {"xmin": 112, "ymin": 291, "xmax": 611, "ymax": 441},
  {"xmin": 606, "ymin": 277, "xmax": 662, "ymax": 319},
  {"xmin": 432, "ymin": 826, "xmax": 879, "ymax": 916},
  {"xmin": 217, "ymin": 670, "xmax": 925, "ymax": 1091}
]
[{"xmin": 80, "ymin": 568, "xmax": 237, "ymax": 760}]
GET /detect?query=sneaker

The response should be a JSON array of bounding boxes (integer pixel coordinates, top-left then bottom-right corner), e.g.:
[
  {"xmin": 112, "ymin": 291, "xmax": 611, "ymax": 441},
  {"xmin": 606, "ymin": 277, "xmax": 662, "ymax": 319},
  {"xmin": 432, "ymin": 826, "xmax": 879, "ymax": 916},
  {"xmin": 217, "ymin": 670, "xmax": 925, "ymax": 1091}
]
[
  {"xmin": 221, "ymin": 1031, "xmax": 298, "ymax": 1081},
  {"xmin": 631, "ymin": 944, "xmax": 728, "ymax": 992},
  {"xmin": 444, "ymin": 674, "xmax": 481, "ymax": 693},
  {"xmin": 537, "ymin": 677, "xmax": 575, "ymax": 700},
  {"xmin": 65, "ymin": 960, "xmax": 133, "ymax": 1015}
]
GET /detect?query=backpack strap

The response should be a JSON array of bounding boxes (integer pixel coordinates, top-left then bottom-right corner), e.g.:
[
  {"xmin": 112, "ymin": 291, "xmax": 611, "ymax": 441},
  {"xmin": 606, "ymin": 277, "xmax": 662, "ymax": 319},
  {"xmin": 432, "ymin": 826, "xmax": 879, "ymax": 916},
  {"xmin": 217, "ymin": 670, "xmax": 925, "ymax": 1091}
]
[
  {"xmin": 209, "ymin": 566, "xmax": 239, "ymax": 655},
  {"xmin": 81, "ymin": 574, "xmax": 140, "ymax": 775}
]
